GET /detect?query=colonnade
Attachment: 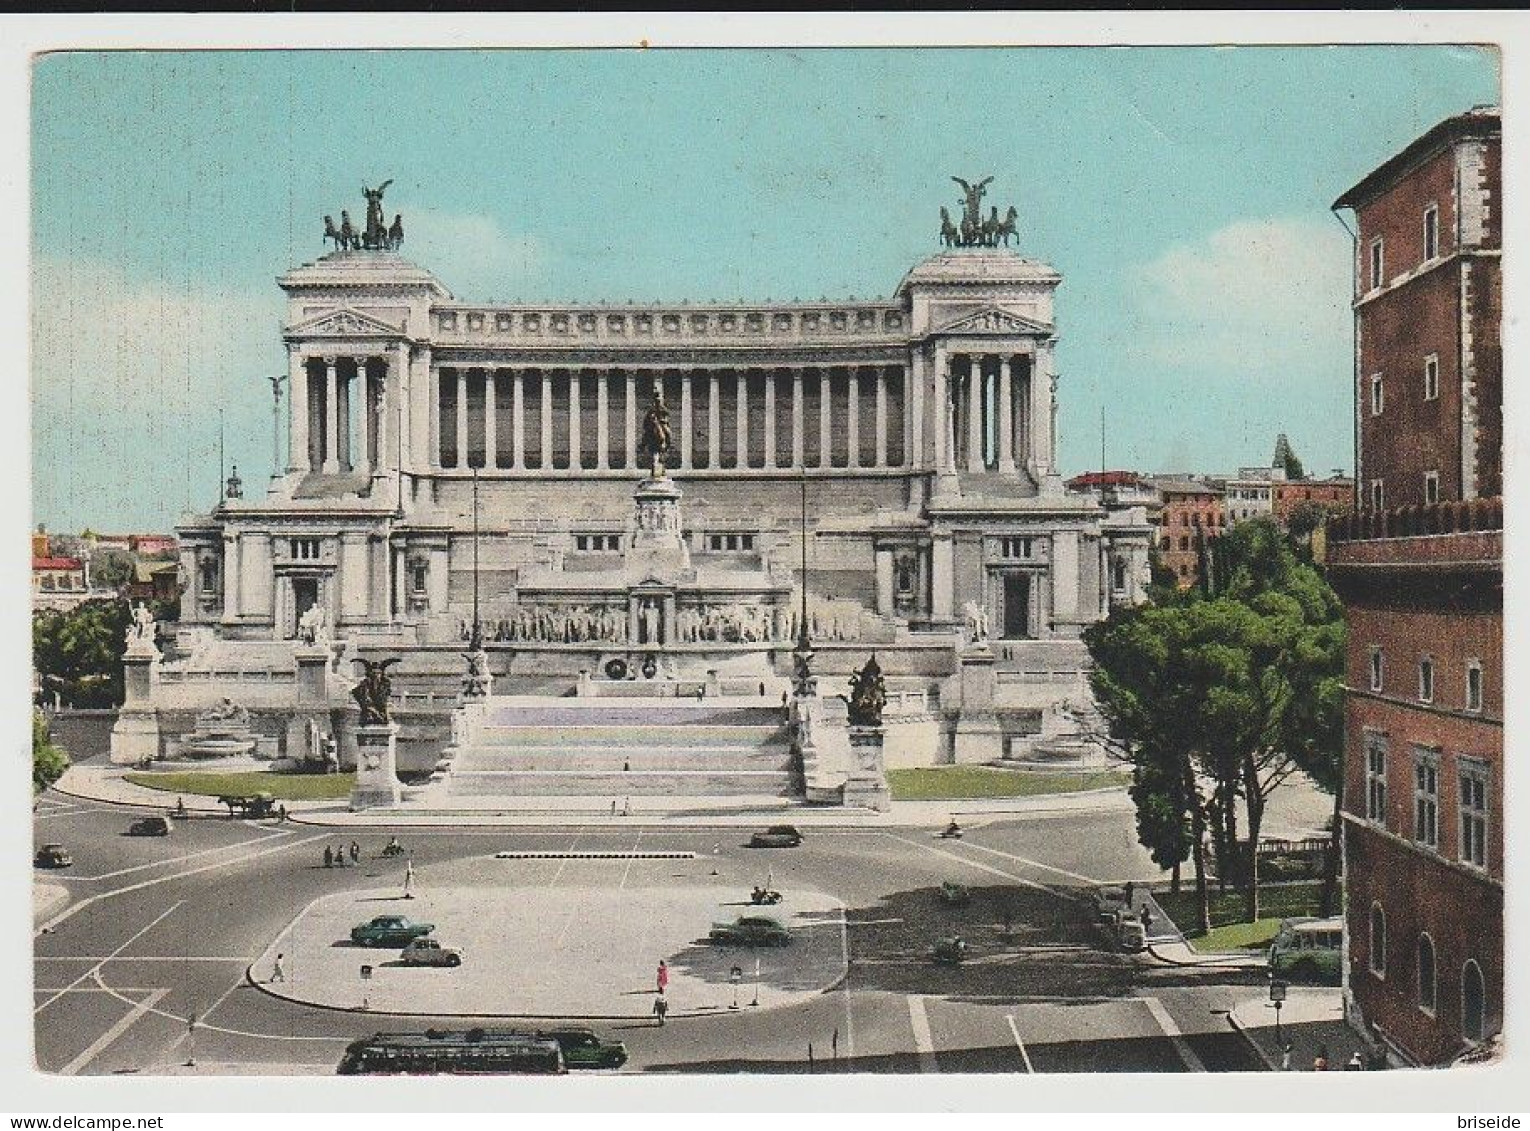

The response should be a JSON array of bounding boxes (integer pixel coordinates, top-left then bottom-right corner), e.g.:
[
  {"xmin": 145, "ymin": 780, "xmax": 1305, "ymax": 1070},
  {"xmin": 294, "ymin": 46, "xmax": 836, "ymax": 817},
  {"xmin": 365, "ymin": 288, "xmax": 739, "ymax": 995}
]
[
  {"xmin": 288, "ymin": 352, "xmax": 396, "ymax": 478},
  {"xmin": 929, "ymin": 346, "xmax": 1054, "ymax": 479}
]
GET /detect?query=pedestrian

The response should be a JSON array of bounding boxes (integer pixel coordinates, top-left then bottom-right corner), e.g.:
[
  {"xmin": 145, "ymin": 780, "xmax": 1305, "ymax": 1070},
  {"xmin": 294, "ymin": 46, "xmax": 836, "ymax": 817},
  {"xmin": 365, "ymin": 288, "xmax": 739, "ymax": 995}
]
[
  {"xmin": 758, "ymin": 682, "xmax": 766, "ymax": 697},
  {"xmin": 1141, "ymin": 906, "xmax": 1155, "ymax": 935},
  {"xmin": 623, "ymin": 796, "xmax": 631, "ymax": 816},
  {"xmin": 271, "ymin": 952, "xmax": 286, "ymax": 983},
  {"xmin": 404, "ymin": 859, "xmax": 415, "ymax": 899},
  {"xmin": 323, "ymin": 845, "xmax": 333, "ymax": 868},
  {"xmin": 1124, "ymin": 881, "xmax": 1136, "ymax": 907},
  {"xmin": 651, "ymin": 995, "xmax": 668, "ymax": 1026},
  {"xmin": 175, "ymin": 796, "xmax": 187, "ymax": 819},
  {"xmin": 1345, "ymin": 1052, "xmax": 1364, "ymax": 1071},
  {"xmin": 623, "ymin": 759, "xmax": 630, "ymax": 772},
  {"xmin": 1313, "ymin": 1044, "xmax": 1329, "ymax": 1072},
  {"xmin": 781, "ymin": 691, "xmax": 788, "ymax": 707},
  {"xmin": 277, "ymin": 803, "xmax": 288, "ymax": 822},
  {"xmin": 335, "ymin": 843, "xmax": 347, "ymax": 867},
  {"xmin": 611, "ymin": 799, "xmax": 617, "ymax": 817},
  {"xmin": 1280, "ymin": 1042, "xmax": 1292, "ymax": 1071},
  {"xmin": 349, "ymin": 840, "xmax": 360, "ymax": 864},
  {"xmin": 656, "ymin": 959, "xmax": 669, "ymax": 995}
]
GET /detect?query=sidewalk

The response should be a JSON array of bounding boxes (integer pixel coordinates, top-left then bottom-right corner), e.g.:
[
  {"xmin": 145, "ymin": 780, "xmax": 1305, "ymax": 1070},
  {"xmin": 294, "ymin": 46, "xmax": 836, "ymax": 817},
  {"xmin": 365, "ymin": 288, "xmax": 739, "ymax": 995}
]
[
  {"xmin": 1229, "ymin": 987, "xmax": 1380, "ymax": 1072},
  {"xmin": 52, "ymin": 762, "xmax": 1131, "ymax": 829},
  {"xmin": 33, "ymin": 881, "xmax": 69, "ymax": 925}
]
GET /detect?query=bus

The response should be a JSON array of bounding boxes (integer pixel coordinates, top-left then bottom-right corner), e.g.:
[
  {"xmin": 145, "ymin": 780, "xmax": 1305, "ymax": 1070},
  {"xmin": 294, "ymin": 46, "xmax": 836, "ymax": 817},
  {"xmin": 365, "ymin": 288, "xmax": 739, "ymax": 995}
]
[
  {"xmin": 337, "ymin": 1029, "xmax": 567, "ymax": 1076},
  {"xmin": 1267, "ymin": 916, "xmax": 1343, "ymax": 984}
]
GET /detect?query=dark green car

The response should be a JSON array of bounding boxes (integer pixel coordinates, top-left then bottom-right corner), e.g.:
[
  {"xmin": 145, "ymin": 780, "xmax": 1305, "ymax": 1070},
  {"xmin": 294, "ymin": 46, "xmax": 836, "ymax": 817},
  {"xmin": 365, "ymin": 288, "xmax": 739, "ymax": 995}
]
[
  {"xmin": 351, "ymin": 915, "xmax": 435, "ymax": 947},
  {"xmin": 710, "ymin": 914, "xmax": 791, "ymax": 946},
  {"xmin": 537, "ymin": 1028, "xmax": 628, "ymax": 1069}
]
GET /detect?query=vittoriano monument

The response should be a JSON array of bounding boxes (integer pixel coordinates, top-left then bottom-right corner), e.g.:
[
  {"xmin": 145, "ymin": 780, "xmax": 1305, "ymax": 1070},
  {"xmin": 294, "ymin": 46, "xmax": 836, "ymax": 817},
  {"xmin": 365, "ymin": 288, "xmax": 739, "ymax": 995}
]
[{"xmin": 939, "ymin": 175, "xmax": 1019, "ymax": 248}]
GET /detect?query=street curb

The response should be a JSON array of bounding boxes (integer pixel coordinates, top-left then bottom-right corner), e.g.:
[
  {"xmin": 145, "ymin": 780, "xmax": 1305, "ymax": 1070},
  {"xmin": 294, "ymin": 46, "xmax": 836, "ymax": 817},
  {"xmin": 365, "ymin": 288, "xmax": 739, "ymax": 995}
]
[
  {"xmin": 1226, "ymin": 1010, "xmax": 1279, "ymax": 1071},
  {"xmin": 1144, "ymin": 942, "xmax": 1265, "ymax": 973}
]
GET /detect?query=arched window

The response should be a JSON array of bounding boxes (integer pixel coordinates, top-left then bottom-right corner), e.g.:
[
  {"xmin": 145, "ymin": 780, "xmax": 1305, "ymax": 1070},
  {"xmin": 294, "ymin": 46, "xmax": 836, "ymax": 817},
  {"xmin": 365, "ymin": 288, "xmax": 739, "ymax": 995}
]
[
  {"xmin": 1417, "ymin": 934, "xmax": 1436, "ymax": 1013},
  {"xmin": 1462, "ymin": 961, "xmax": 1486, "ymax": 1042},
  {"xmin": 1369, "ymin": 904, "xmax": 1387, "ymax": 976}
]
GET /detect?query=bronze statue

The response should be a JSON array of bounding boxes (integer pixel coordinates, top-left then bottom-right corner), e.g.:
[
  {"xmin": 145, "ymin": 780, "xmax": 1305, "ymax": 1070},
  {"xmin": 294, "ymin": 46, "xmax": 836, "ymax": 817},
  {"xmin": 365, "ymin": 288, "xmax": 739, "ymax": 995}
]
[
  {"xmin": 639, "ymin": 376, "xmax": 672, "ymax": 477},
  {"xmin": 389, "ymin": 213, "xmax": 404, "ymax": 249},
  {"xmin": 339, "ymin": 210, "xmax": 357, "ymax": 251},
  {"xmin": 942, "ymin": 176, "xmax": 1020, "ymax": 250},
  {"xmin": 362, "ymin": 180, "xmax": 393, "ymax": 249},
  {"xmin": 351, "ymin": 657, "xmax": 401, "ymax": 725},
  {"xmin": 846, "ymin": 653, "xmax": 887, "ymax": 728},
  {"xmin": 938, "ymin": 206, "xmax": 959, "ymax": 248},
  {"xmin": 998, "ymin": 205, "xmax": 1019, "ymax": 247},
  {"xmin": 952, "ymin": 175, "xmax": 993, "ymax": 240},
  {"xmin": 323, "ymin": 214, "xmax": 344, "ymax": 251}
]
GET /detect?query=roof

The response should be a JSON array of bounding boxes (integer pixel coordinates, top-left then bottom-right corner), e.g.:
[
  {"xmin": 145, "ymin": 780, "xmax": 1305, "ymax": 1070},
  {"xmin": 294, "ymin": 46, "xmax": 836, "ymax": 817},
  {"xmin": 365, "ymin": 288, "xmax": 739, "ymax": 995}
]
[
  {"xmin": 1333, "ymin": 106, "xmax": 1500, "ymax": 211},
  {"xmin": 1150, "ymin": 479, "xmax": 1220, "ymax": 497},
  {"xmin": 33, "ymin": 556, "xmax": 84, "ymax": 571},
  {"xmin": 1066, "ymin": 471, "xmax": 1142, "ymax": 489}
]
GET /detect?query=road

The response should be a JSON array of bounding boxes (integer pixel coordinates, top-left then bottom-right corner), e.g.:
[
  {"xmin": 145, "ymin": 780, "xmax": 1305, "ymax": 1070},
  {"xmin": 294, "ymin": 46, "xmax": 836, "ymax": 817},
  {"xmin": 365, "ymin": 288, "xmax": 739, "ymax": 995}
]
[{"xmin": 34, "ymin": 728, "xmax": 1269, "ymax": 1076}]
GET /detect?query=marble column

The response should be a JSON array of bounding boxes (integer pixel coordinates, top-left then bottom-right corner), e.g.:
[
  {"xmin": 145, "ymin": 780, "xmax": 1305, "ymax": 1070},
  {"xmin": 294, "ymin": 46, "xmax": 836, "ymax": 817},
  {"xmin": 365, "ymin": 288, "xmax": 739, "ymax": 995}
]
[
  {"xmin": 818, "ymin": 368, "xmax": 832, "ymax": 468},
  {"xmin": 966, "ymin": 355, "xmax": 986, "ymax": 473},
  {"xmin": 847, "ymin": 368, "xmax": 861, "ymax": 469},
  {"xmin": 735, "ymin": 369, "xmax": 750, "ymax": 469},
  {"xmin": 997, "ymin": 354, "xmax": 1016, "ymax": 474},
  {"xmin": 680, "ymin": 372, "xmax": 694, "ymax": 469},
  {"xmin": 427, "ymin": 366, "xmax": 442, "ymax": 470},
  {"xmin": 875, "ymin": 547, "xmax": 894, "ymax": 615},
  {"xmin": 707, "ymin": 371, "xmax": 721, "ymax": 469},
  {"xmin": 931, "ymin": 535, "xmax": 954, "ymax": 620},
  {"xmin": 624, "ymin": 370, "xmax": 638, "ymax": 470},
  {"xmin": 322, "ymin": 357, "xmax": 340, "ymax": 474},
  {"xmin": 909, "ymin": 351, "xmax": 925, "ymax": 469},
  {"xmin": 1033, "ymin": 343, "xmax": 1055, "ymax": 475},
  {"xmin": 540, "ymin": 371, "xmax": 553, "ymax": 470},
  {"xmin": 791, "ymin": 368, "xmax": 805, "ymax": 468},
  {"xmin": 568, "ymin": 370, "xmax": 583, "ymax": 470},
  {"xmin": 288, "ymin": 349, "xmax": 309, "ymax": 474},
  {"xmin": 355, "ymin": 360, "xmax": 372, "ymax": 475},
  {"xmin": 596, "ymin": 369, "xmax": 610, "ymax": 470},
  {"xmin": 221, "ymin": 533, "xmax": 241, "ymax": 623},
  {"xmin": 931, "ymin": 344, "xmax": 948, "ymax": 472},
  {"xmin": 484, "ymin": 368, "xmax": 498, "ymax": 470},
  {"xmin": 374, "ymin": 360, "xmax": 389, "ymax": 476},
  {"xmin": 764, "ymin": 368, "xmax": 778, "ymax": 468},
  {"xmin": 454, "ymin": 369, "xmax": 469, "ymax": 469},
  {"xmin": 511, "ymin": 370, "xmax": 526, "ymax": 470},
  {"xmin": 874, "ymin": 366, "xmax": 889, "ymax": 468}
]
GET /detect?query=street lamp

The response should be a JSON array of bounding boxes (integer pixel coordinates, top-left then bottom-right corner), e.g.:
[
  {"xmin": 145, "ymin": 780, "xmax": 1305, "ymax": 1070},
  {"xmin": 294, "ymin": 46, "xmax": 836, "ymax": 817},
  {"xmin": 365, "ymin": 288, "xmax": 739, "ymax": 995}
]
[
  {"xmin": 186, "ymin": 1010, "xmax": 197, "ymax": 1068},
  {"xmin": 1269, "ymin": 978, "xmax": 1288, "ymax": 1047}
]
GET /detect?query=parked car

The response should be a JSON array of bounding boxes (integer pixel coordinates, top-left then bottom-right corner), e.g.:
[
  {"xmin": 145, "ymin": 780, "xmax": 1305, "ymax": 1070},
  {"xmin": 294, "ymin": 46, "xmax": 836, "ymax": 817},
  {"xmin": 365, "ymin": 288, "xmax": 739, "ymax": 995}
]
[
  {"xmin": 932, "ymin": 936, "xmax": 968, "ymax": 965},
  {"xmin": 351, "ymin": 915, "xmax": 435, "ymax": 947},
  {"xmin": 1094, "ymin": 885, "xmax": 1129, "ymax": 921},
  {"xmin": 937, "ymin": 881, "xmax": 972, "ymax": 906},
  {"xmin": 710, "ymin": 914, "xmax": 792, "ymax": 947},
  {"xmin": 748, "ymin": 825, "xmax": 803, "ymax": 848},
  {"xmin": 398, "ymin": 938, "xmax": 462, "ymax": 968},
  {"xmin": 34, "ymin": 843, "xmax": 73, "ymax": 869},
  {"xmin": 1268, "ymin": 916, "xmax": 1343, "ymax": 984},
  {"xmin": 536, "ymin": 1028, "xmax": 628, "ymax": 1070},
  {"xmin": 1117, "ymin": 918, "xmax": 1147, "ymax": 953},
  {"xmin": 127, "ymin": 816, "xmax": 172, "ymax": 837}
]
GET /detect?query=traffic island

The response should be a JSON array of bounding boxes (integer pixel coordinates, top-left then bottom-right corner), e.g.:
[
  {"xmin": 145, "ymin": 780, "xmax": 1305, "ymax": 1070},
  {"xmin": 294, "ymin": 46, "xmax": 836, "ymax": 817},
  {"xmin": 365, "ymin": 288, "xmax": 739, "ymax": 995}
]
[{"xmin": 251, "ymin": 885, "xmax": 846, "ymax": 1019}]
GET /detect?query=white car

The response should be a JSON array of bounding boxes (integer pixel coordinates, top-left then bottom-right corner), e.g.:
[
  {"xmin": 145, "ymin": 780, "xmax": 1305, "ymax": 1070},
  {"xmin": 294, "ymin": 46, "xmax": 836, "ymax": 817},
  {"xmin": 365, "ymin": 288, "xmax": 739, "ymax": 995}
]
[{"xmin": 398, "ymin": 938, "xmax": 463, "ymax": 968}]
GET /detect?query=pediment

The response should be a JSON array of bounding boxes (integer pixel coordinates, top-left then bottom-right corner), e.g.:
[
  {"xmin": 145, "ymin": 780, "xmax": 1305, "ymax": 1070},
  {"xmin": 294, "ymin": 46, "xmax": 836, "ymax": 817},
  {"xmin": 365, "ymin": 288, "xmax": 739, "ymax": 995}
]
[
  {"xmin": 286, "ymin": 307, "xmax": 403, "ymax": 339},
  {"xmin": 934, "ymin": 306, "xmax": 1052, "ymax": 337}
]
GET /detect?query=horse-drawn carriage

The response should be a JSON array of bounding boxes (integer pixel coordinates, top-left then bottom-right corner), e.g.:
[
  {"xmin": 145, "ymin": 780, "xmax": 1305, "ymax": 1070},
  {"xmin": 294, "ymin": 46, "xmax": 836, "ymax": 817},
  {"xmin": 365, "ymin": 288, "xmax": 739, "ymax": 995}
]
[{"xmin": 217, "ymin": 792, "xmax": 278, "ymax": 819}]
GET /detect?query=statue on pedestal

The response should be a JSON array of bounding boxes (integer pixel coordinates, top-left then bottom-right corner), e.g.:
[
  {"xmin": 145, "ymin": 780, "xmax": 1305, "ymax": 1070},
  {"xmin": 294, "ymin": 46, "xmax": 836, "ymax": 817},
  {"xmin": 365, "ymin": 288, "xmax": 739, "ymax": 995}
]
[
  {"xmin": 639, "ymin": 376, "xmax": 672, "ymax": 478},
  {"xmin": 351, "ymin": 657, "xmax": 400, "ymax": 725},
  {"xmin": 127, "ymin": 601, "xmax": 157, "ymax": 650},
  {"xmin": 461, "ymin": 649, "xmax": 490, "ymax": 699},
  {"xmin": 962, "ymin": 600, "xmax": 991, "ymax": 645},
  {"xmin": 846, "ymin": 654, "xmax": 887, "ymax": 728}
]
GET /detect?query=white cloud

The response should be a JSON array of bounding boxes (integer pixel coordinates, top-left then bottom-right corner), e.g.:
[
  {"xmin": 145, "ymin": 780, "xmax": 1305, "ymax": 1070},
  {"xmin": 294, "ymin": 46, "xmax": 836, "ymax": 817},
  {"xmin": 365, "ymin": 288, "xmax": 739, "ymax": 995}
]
[
  {"xmin": 405, "ymin": 209, "xmax": 544, "ymax": 301},
  {"xmin": 1131, "ymin": 216, "xmax": 1352, "ymax": 370},
  {"xmin": 32, "ymin": 256, "xmax": 283, "ymax": 531}
]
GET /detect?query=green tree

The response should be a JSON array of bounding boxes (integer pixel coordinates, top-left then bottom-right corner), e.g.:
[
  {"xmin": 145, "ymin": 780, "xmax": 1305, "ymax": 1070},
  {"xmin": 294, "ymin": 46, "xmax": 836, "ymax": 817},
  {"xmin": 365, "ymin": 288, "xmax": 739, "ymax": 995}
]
[
  {"xmin": 32, "ymin": 598, "xmax": 132, "ymax": 707},
  {"xmin": 33, "ymin": 711, "xmax": 70, "ymax": 794},
  {"xmin": 90, "ymin": 549, "xmax": 134, "ymax": 590}
]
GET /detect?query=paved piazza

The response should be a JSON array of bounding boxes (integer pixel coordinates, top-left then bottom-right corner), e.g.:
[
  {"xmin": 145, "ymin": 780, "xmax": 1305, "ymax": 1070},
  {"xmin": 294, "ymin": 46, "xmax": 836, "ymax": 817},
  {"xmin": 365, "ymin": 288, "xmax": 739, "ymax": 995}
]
[{"xmin": 254, "ymin": 883, "xmax": 847, "ymax": 1019}]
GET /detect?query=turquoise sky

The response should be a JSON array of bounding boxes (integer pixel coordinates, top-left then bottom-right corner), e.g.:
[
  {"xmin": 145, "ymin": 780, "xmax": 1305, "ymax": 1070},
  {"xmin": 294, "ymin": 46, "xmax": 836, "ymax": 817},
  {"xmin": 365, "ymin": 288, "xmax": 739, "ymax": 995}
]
[{"xmin": 31, "ymin": 46, "xmax": 1498, "ymax": 531}]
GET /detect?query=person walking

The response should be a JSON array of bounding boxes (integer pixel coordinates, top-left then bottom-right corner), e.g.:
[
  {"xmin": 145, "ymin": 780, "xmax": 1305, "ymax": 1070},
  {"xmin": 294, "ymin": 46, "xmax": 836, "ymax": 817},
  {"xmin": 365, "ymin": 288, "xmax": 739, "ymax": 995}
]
[
  {"xmin": 271, "ymin": 952, "xmax": 286, "ymax": 983},
  {"xmin": 1280, "ymin": 1042, "xmax": 1293, "ymax": 1072},
  {"xmin": 323, "ymin": 845, "xmax": 333, "ymax": 869},
  {"xmin": 1140, "ymin": 906, "xmax": 1155, "ymax": 936},
  {"xmin": 651, "ymin": 995, "xmax": 668, "ymax": 1027},
  {"xmin": 1345, "ymin": 1052, "xmax": 1364, "ymax": 1071},
  {"xmin": 1313, "ymin": 1044, "xmax": 1329, "ymax": 1072},
  {"xmin": 349, "ymin": 841, "xmax": 360, "ymax": 865},
  {"xmin": 403, "ymin": 859, "xmax": 415, "ymax": 900},
  {"xmin": 656, "ymin": 959, "xmax": 669, "ymax": 995}
]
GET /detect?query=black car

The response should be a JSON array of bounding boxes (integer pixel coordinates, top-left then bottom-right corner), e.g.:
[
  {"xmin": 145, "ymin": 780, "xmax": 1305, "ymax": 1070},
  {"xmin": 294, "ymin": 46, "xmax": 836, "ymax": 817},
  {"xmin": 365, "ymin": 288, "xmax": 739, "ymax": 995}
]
[
  {"xmin": 749, "ymin": 824, "xmax": 803, "ymax": 848},
  {"xmin": 34, "ymin": 843, "xmax": 73, "ymax": 869},
  {"xmin": 128, "ymin": 816, "xmax": 172, "ymax": 837}
]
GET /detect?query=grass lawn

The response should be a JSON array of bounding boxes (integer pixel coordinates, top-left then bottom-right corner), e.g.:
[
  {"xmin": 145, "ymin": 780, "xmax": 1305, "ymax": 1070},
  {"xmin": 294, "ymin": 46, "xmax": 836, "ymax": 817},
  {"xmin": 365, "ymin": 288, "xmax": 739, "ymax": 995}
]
[
  {"xmin": 887, "ymin": 766, "xmax": 1129, "ymax": 801},
  {"xmin": 1155, "ymin": 881, "xmax": 1330, "ymax": 949},
  {"xmin": 124, "ymin": 770, "xmax": 355, "ymax": 801}
]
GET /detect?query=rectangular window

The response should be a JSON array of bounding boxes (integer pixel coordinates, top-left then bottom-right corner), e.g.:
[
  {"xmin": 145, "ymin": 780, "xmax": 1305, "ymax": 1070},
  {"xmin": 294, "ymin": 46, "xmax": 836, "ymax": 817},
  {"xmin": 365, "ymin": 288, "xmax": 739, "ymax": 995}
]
[
  {"xmin": 1466, "ymin": 661, "xmax": 1483, "ymax": 713},
  {"xmin": 1365, "ymin": 733, "xmax": 1388, "ymax": 824},
  {"xmin": 1419, "ymin": 656, "xmax": 1435, "ymax": 704},
  {"xmin": 1424, "ymin": 204, "xmax": 1439, "ymax": 261},
  {"xmin": 1370, "ymin": 479, "xmax": 1385, "ymax": 511},
  {"xmin": 1369, "ymin": 237, "xmax": 1385, "ymax": 290},
  {"xmin": 1424, "ymin": 354, "xmax": 1439, "ymax": 401},
  {"xmin": 1413, "ymin": 748, "xmax": 1439, "ymax": 849},
  {"xmin": 410, "ymin": 564, "xmax": 427, "ymax": 594},
  {"xmin": 1369, "ymin": 646, "xmax": 1384, "ymax": 692},
  {"xmin": 1370, "ymin": 374, "xmax": 1384, "ymax": 416},
  {"xmin": 1459, "ymin": 759, "xmax": 1489, "ymax": 868},
  {"xmin": 1424, "ymin": 471, "xmax": 1440, "ymax": 505}
]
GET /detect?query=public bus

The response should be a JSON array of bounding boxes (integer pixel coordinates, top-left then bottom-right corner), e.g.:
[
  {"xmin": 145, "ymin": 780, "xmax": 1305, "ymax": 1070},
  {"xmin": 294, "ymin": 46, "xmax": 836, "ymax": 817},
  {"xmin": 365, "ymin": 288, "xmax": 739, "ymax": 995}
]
[{"xmin": 337, "ymin": 1029, "xmax": 567, "ymax": 1076}]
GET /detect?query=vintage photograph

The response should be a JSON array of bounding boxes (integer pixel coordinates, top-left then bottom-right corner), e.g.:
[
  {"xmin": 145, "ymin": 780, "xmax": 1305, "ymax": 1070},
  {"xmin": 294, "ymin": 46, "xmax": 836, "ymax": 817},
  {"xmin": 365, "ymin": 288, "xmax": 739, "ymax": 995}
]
[{"xmin": 27, "ymin": 39, "xmax": 1503, "ymax": 1089}]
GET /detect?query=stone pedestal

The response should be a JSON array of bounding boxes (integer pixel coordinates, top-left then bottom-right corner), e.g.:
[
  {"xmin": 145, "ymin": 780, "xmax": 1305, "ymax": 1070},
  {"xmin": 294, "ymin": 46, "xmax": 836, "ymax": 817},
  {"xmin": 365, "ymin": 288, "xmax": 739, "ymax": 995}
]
[
  {"xmin": 951, "ymin": 644, "xmax": 1003, "ymax": 764},
  {"xmin": 294, "ymin": 646, "xmax": 331, "ymax": 705},
  {"xmin": 350, "ymin": 722, "xmax": 401, "ymax": 810},
  {"xmin": 461, "ymin": 647, "xmax": 492, "ymax": 701},
  {"xmin": 845, "ymin": 725, "xmax": 892, "ymax": 812},
  {"xmin": 110, "ymin": 649, "xmax": 160, "ymax": 765},
  {"xmin": 628, "ymin": 475, "xmax": 692, "ymax": 578}
]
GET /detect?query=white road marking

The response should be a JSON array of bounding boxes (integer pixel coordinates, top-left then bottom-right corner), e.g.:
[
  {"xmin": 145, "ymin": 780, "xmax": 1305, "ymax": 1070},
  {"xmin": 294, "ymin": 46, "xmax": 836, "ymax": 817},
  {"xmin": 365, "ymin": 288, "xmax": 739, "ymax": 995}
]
[
  {"xmin": 952, "ymin": 837, "xmax": 1109, "ymax": 886},
  {"xmin": 72, "ymin": 825, "xmax": 298, "ymax": 883},
  {"xmin": 86, "ymin": 964, "xmax": 349, "ymax": 1044},
  {"xmin": 906, "ymin": 994, "xmax": 937, "ymax": 1073},
  {"xmin": 881, "ymin": 833, "xmax": 1058, "ymax": 896},
  {"xmin": 36, "ymin": 901, "xmax": 183, "ymax": 1014},
  {"xmin": 35, "ymin": 805, "xmax": 97, "ymax": 819},
  {"xmin": 36, "ymin": 830, "xmax": 336, "ymax": 936},
  {"xmin": 36, "ymin": 956, "xmax": 252, "ymax": 963},
  {"xmin": 617, "ymin": 829, "xmax": 644, "ymax": 890},
  {"xmin": 59, "ymin": 987, "xmax": 169, "ymax": 1076},
  {"xmin": 1140, "ymin": 995, "xmax": 1207, "ymax": 1072},
  {"xmin": 1004, "ymin": 1014, "xmax": 1035, "ymax": 1073}
]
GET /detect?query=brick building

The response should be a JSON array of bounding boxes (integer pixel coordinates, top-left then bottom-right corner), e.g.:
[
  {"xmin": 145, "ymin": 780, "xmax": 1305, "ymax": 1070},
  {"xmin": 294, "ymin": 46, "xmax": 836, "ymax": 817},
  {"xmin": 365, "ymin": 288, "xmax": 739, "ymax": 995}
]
[
  {"xmin": 1149, "ymin": 479, "xmax": 1222, "ymax": 589},
  {"xmin": 1328, "ymin": 106, "xmax": 1501, "ymax": 1065}
]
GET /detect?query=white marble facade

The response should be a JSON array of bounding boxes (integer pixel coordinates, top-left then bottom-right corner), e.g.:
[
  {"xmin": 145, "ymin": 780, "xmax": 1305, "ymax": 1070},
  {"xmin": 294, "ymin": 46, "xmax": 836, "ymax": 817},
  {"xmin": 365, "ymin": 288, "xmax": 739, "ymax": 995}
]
[{"xmin": 177, "ymin": 242, "xmax": 1151, "ymax": 762}]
